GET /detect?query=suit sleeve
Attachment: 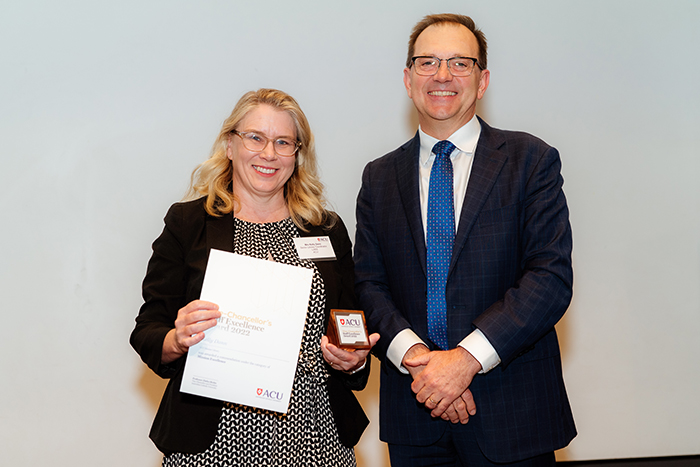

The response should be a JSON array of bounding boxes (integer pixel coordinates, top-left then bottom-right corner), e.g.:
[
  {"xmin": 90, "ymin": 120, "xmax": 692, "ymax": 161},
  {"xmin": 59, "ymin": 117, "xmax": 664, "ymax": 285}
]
[
  {"xmin": 354, "ymin": 161, "xmax": 416, "ymax": 362},
  {"xmin": 473, "ymin": 144, "xmax": 573, "ymax": 368},
  {"xmin": 324, "ymin": 215, "xmax": 372, "ymax": 391},
  {"xmin": 130, "ymin": 203, "xmax": 190, "ymax": 378}
]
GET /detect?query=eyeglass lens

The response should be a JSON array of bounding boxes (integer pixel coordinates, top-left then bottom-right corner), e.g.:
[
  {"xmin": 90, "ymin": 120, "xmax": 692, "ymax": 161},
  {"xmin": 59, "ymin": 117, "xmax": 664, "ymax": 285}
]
[
  {"xmin": 413, "ymin": 57, "xmax": 476, "ymax": 77},
  {"xmin": 236, "ymin": 131, "xmax": 298, "ymax": 156}
]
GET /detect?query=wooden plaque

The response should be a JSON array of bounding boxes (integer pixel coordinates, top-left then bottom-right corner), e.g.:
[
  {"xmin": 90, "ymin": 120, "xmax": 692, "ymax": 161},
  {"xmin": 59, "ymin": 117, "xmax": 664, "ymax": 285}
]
[{"xmin": 326, "ymin": 309, "xmax": 370, "ymax": 350}]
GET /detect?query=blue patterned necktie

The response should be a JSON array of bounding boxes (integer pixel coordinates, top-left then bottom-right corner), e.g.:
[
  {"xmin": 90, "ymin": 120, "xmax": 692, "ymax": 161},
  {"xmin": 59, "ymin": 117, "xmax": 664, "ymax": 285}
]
[{"xmin": 426, "ymin": 140, "xmax": 456, "ymax": 350}]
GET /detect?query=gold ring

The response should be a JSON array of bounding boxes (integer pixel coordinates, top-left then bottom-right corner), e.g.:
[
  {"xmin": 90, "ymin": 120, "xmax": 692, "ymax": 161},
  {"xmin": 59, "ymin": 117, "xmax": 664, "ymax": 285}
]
[{"xmin": 429, "ymin": 397, "xmax": 437, "ymax": 404}]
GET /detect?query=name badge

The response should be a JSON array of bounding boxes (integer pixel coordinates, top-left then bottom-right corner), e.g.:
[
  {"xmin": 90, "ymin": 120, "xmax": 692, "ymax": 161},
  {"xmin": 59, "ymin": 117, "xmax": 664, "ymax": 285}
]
[
  {"xmin": 326, "ymin": 309, "xmax": 370, "ymax": 350},
  {"xmin": 293, "ymin": 236, "xmax": 336, "ymax": 261}
]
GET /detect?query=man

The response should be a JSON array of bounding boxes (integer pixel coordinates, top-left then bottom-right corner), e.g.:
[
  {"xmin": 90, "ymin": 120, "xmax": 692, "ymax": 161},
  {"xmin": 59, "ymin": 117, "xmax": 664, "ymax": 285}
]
[{"xmin": 354, "ymin": 14, "xmax": 576, "ymax": 466}]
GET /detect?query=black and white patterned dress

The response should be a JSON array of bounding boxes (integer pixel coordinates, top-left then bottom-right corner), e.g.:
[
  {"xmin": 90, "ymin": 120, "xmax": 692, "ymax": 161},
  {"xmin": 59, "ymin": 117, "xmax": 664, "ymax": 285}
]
[{"xmin": 163, "ymin": 217, "xmax": 356, "ymax": 467}]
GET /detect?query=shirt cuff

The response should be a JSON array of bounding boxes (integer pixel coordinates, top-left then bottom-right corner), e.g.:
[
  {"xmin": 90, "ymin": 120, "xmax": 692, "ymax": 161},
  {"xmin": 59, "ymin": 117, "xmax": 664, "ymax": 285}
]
[
  {"xmin": 387, "ymin": 328, "xmax": 425, "ymax": 374},
  {"xmin": 344, "ymin": 359, "xmax": 367, "ymax": 375},
  {"xmin": 458, "ymin": 329, "xmax": 501, "ymax": 374}
]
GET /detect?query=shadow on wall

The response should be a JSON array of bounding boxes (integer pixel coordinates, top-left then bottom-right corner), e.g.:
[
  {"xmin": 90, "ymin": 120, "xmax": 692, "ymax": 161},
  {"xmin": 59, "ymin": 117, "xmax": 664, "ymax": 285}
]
[
  {"xmin": 138, "ymin": 366, "xmax": 169, "ymax": 414},
  {"xmin": 355, "ymin": 357, "xmax": 391, "ymax": 467},
  {"xmin": 137, "ymin": 366, "xmax": 168, "ymax": 466}
]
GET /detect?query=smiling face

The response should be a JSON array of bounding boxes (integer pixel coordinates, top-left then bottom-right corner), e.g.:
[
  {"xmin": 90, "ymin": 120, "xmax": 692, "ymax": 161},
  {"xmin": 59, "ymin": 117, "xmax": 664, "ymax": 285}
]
[
  {"xmin": 227, "ymin": 104, "xmax": 297, "ymax": 208},
  {"xmin": 404, "ymin": 22, "xmax": 490, "ymax": 140}
]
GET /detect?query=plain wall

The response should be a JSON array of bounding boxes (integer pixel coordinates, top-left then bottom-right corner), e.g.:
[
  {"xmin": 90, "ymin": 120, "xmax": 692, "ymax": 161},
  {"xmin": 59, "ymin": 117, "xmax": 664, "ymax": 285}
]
[{"xmin": 1, "ymin": 1, "xmax": 698, "ymax": 465}]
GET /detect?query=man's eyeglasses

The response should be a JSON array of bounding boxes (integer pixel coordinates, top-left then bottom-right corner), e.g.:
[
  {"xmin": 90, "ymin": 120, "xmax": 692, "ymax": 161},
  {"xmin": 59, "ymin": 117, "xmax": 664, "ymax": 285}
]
[
  {"xmin": 410, "ymin": 56, "xmax": 482, "ymax": 77},
  {"xmin": 231, "ymin": 130, "xmax": 301, "ymax": 157}
]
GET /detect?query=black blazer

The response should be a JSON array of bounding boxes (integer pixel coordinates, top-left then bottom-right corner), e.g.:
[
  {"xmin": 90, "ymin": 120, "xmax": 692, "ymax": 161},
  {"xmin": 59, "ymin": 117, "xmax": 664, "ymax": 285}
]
[
  {"xmin": 130, "ymin": 197, "xmax": 369, "ymax": 454},
  {"xmin": 354, "ymin": 118, "xmax": 576, "ymax": 463}
]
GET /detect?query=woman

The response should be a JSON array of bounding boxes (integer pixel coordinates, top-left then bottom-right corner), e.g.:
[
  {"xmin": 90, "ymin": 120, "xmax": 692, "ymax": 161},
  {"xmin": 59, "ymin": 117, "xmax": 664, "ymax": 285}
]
[{"xmin": 130, "ymin": 88, "xmax": 378, "ymax": 466}]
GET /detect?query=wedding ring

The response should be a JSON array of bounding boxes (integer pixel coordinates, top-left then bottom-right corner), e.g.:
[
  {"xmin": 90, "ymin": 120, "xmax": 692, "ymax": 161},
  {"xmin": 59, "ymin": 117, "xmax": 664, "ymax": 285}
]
[{"xmin": 429, "ymin": 397, "xmax": 437, "ymax": 404}]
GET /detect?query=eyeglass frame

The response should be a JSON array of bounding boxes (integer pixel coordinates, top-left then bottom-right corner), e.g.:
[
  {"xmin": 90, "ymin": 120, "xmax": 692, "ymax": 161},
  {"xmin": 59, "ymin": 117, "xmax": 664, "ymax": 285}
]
[
  {"xmin": 230, "ymin": 129, "xmax": 301, "ymax": 157},
  {"xmin": 409, "ymin": 56, "xmax": 483, "ymax": 77}
]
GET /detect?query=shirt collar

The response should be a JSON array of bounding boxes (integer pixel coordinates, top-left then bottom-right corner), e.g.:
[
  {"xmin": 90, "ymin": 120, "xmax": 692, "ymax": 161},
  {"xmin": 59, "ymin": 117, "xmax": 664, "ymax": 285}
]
[{"xmin": 418, "ymin": 116, "xmax": 481, "ymax": 165}]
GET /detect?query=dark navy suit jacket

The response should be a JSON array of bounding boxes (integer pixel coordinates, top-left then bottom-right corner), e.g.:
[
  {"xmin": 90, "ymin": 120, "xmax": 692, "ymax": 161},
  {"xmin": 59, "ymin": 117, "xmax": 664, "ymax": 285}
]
[{"xmin": 354, "ymin": 118, "xmax": 576, "ymax": 463}]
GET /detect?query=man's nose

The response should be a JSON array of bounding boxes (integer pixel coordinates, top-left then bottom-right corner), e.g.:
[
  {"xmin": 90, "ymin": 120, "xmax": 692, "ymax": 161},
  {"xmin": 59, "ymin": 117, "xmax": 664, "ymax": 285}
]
[{"xmin": 434, "ymin": 60, "xmax": 453, "ymax": 81}]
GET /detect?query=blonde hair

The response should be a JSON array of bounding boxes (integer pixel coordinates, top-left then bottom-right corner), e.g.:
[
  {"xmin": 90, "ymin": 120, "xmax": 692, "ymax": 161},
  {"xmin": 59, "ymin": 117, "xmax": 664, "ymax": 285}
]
[{"xmin": 185, "ymin": 88, "xmax": 334, "ymax": 230}]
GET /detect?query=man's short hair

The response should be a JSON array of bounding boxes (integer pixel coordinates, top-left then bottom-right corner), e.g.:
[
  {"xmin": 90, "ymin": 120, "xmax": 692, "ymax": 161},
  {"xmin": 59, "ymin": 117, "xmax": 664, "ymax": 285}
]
[{"xmin": 406, "ymin": 13, "xmax": 488, "ymax": 70}]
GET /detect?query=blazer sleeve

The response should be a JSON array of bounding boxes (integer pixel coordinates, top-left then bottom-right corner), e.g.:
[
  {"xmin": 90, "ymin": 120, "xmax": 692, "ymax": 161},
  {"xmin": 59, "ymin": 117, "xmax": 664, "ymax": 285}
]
[
  {"xmin": 306, "ymin": 214, "xmax": 371, "ymax": 448},
  {"xmin": 130, "ymin": 202, "xmax": 193, "ymax": 379},
  {"xmin": 320, "ymin": 215, "xmax": 372, "ymax": 391},
  {"xmin": 354, "ymin": 160, "xmax": 417, "ymax": 362},
  {"xmin": 472, "ymin": 143, "xmax": 573, "ymax": 368}
]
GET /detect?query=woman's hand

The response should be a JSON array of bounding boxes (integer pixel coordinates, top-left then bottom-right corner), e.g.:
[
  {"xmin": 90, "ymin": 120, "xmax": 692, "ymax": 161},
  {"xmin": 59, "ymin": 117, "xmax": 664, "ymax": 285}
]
[
  {"xmin": 161, "ymin": 300, "xmax": 221, "ymax": 364},
  {"xmin": 320, "ymin": 333, "xmax": 380, "ymax": 373}
]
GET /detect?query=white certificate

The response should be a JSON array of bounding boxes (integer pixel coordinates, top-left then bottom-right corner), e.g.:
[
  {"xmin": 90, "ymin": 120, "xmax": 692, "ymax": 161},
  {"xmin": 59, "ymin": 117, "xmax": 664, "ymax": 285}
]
[{"xmin": 180, "ymin": 249, "xmax": 313, "ymax": 413}]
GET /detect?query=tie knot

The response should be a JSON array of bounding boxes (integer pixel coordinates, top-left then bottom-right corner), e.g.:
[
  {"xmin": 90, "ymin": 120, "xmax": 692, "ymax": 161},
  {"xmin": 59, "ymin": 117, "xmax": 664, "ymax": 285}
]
[{"xmin": 432, "ymin": 140, "xmax": 456, "ymax": 159}]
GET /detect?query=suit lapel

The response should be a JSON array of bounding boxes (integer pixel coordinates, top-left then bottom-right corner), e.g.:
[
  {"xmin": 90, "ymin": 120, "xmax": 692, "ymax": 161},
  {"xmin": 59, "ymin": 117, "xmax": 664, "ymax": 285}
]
[
  {"xmin": 450, "ymin": 120, "xmax": 507, "ymax": 273},
  {"xmin": 395, "ymin": 133, "xmax": 428, "ymax": 276}
]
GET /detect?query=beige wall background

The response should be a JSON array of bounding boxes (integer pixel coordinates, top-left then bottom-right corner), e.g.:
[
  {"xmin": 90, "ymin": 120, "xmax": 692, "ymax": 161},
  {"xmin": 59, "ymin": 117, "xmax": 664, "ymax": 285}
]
[{"xmin": 1, "ymin": 1, "xmax": 699, "ymax": 465}]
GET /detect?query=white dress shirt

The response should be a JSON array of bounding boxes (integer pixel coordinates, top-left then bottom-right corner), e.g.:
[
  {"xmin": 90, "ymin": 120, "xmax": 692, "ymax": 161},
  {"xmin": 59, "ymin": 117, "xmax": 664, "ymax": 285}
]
[{"xmin": 386, "ymin": 115, "xmax": 501, "ymax": 374}]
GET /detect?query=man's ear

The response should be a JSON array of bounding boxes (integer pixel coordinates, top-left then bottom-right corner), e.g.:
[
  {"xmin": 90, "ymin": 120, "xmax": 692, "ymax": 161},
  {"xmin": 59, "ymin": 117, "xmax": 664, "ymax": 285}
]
[
  {"xmin": 477, "ymin": 68, "xmax": 490, "ymax": 100},
  {"xmin": 403, "ymin": 67, "xmax": 414, "ymax": 99}
]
